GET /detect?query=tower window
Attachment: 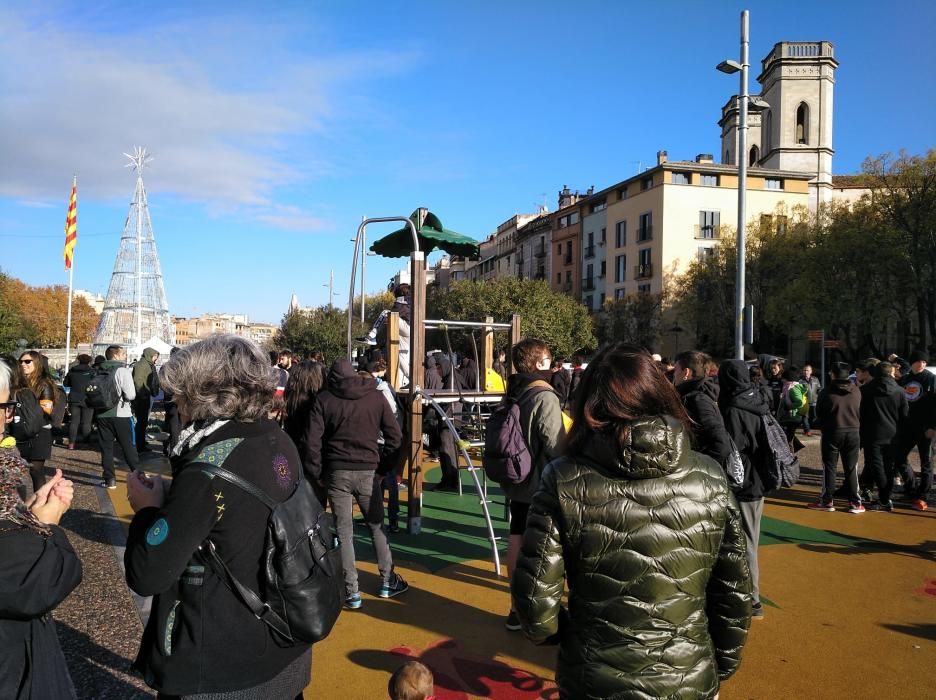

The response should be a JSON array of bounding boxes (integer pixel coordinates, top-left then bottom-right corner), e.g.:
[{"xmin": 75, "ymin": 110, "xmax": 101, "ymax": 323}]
[
  {"xmin": 796, "ymin": 102, "xmax": 809, "ymax": 144},
  {"xmin": 763, "ymin": 111, "xmax": 772, "ymax": 153},
  {"xmin": 749, "ymin": 145, "xmax": 759, "ymax": 166}
]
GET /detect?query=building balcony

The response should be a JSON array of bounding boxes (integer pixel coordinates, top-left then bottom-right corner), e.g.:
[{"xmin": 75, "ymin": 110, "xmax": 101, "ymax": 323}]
[
  {"xmin": 563, "ymin": 281, "xmax": 573, "ymax": 292},
  {"xmin": 563, "ymin": 254, "xmax": 572, "ymax": 265},
  {"xmin": 584, "ymin": 245, "xmax": 595, "ymax": 259},
  {"xmin": 634, "ymin": 263, "xmax": 653, "ymax": 280},
  {"xmin": 534, "ymin": 245, "xmax": 547, "ymax": 258},
  {"xmin": 583, "ymin": 278, "xmax": 596, "ymax": 292},
  {"xmin": 636, "ymin": 226, "xmax": 652, "ymax": 242},
  {"xmin": 694, "ymin": 225, "xmax": 717, "ymax": 240}
]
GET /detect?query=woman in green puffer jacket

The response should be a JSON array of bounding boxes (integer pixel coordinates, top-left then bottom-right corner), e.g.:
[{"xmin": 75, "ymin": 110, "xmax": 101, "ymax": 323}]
[{"xmin": 511, "ymin": 343, "xmax": 753, "ymax": 699}]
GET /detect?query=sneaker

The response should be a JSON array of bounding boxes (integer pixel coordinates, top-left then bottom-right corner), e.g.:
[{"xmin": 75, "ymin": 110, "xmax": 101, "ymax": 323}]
[
  {"xmin": 344, "ymin": 594, "xmax": 362, "ymax": 610},
  {"xmin": 67, "ymin": 443, "xmax": 76, "ymax": 451},
  {"xmin": 505, "ymin": 610, "xmax": 522, "ymax": 631},
  {"xmin": 378, "ymin": 574, "xmax": 409, "ymax": 599},
  {"xmin": 867, "ymin": 501, "xmax": 894, "ymax": 512},
  {"xmin": 428, "ymin": 481, "xmax": 459, "ymax": 493},
  {"xmin": 751, "ymin": 603, "xmax": 765, "ymax": 619},
  {"xmin": 807, "ymin": 501, "xmax": 835, "ymax": 512},
  {"xmin": 912, "ymin": 499, "xmax": 929, "ymax": 512},
  {"xmin": 101, "ymin": 479, "xmax": 117, "ymax": 490},
  {"xmin": 803, "ymin": 430, "xmax": 813, "ymax": 437},
  {"xmin": 847, "ymin": 502, "xmax": 865, "ymax": 514},
  {"xmin": 387, "ymin": 523, "xmax": 401, "ymax": 534}
]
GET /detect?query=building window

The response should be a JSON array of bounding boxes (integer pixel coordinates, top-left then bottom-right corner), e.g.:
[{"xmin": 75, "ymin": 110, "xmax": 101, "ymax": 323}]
[
  {"xmin": 600, "ymin": 292, "xmax": 606, "ymax": 307},
  {"xmin": 636, "ymin": 248, "xmax": 652, "ymax": 280},
  {"xmin": 641, "ymin": 176, "xmax": 653, "ymax": 190},
  {"xmin": 618, "ymin": 187, "xmax": 627, "ymax": 201},
  {"xmin": 637, "ymin": 212, "xmax": 652, "ymax": 241},
  {"xmin": 638, "ymin": 283, "xmax": 651, "ymax": 294},
  {"xmin": 591, "ymin": 201, "xmax": 607, "ymax": 213},
  {"xmin": 600, "ymin": 260, "xmax": 606, "ymax": 277},
  {"xmin": 584, "ymin": 232, "xmax": 595, "ymax": 258},
  {"xmin": 566, "ymin": 270, "xmax": 571, "ymax": 282},
  {"xmin": 615, "ymin": 287, "xmax": 626, "ymax": 300},
  {"xmin": 749, "ymin": 145, "xmax": 759, "ymax": 166},
  {"xmin": 701, "ymin": 174, "xmax": 719, "ymax": 187},
  {"xmin": 615, "ymin": 254, "xmax": 626, "ymax": 283},
  {"xmin": 698, "ymin": 246, "xmax": 715, "ymax": 262},
  {"xmin": 796, "ymin": 102, "xmax": 809, "ymax": 144},
  {"xmin": 724, "ymin": 149, "xmax": 731, "ymax": 165},
  {"xmin": 584, "ymin": 264, "xmax": 594, "ymax": 291},
  {"xmin": 556, "ymin": 272, "xmax": 561, "ymax": 284},
  {"xmin": 585, "ymin": 295, "xmax": 593, "ymax": 309},
  {"xmin": 698, "ymin": 210, "xmax": 720, "ymax": 239},
  {"xmin": 639, "ymin": 247, "xmax": 651, "ymax": 267},
  {"xmin": 765, "ymin": 178, "xmax": 783, "ymax": 190},
  {"xmin": 615, "ymin": 220, "xmax": 626, "ymax": 247},
  {"xmin": 763, "ymin": 110, "xmax": 773, "ymax": 153},
  {"xmin": 600, "ymin": 227, "xmax": 606, "ymax": 244},
  {"xmin": 671, "ymin": 171, "xmax": 690, "ymax": 185}
]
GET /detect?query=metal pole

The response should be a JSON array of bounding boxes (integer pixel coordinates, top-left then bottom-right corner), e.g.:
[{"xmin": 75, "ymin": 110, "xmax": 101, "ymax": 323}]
[
  {"xmin": 65, "ymin": 264, "xmax": 74, "ymax": 368},
  {"xmin": 360, "ymin": 220, "xmax": 366, "ymax": 324},
  {"xmin": 820, "ymin": 328, "xmax": 826, "ymax": 389},
  {"xmin": 734, "ymin": 9, "xmax": 750, "ymax": 361},
  {"xmin": 136, "ymin": 174, "xmax": 143, "ymax": 348}
]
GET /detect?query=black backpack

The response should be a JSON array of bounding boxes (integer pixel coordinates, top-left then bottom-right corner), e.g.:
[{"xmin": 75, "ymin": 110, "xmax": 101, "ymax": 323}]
[
  {"xmin": 198, "ymin": 465, "xmax": 343, "ymax": 646},
  {"xmin": 11, "ymin": 389, "xmax": 45, "ymax": 441},
  {"xmin": 758, "ymin": 413, "xmax": 801, "ymax": 490},
  {"xmin": 85, "ymin": 366, "xmax": 122, "ymax": 411}
]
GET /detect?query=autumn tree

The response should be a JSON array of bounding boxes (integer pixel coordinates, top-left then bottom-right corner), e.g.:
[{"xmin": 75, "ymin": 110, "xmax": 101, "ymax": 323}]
[{"xmin": 0, "ymin": 272, "xmax": 98, "ymax": 349}]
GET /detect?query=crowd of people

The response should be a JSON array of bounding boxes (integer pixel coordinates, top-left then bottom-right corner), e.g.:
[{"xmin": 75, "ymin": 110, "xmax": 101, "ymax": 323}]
[{"xmin": 0, "ymin": 332, "xmax": 933, "ymax": 699}]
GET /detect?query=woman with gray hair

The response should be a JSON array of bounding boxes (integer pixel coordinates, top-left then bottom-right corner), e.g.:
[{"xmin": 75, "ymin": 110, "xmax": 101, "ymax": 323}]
[{"xmin": 124, "ymin": 335, "xmax": 312, "ymax": 699}]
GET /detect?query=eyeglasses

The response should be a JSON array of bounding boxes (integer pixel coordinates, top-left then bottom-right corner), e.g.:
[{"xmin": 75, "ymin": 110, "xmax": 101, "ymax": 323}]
[
  {"xmin": 19, "ymin": 359, "xmax": 32, "ymax": 365},
  {"xmin": 0, "ymin": 402, "xmax": 16, "ymax": 416}
]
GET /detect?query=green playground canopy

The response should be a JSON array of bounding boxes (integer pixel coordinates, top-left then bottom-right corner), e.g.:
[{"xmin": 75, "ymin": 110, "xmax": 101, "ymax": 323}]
[{"xmin": 369, "ymin": 210, "xmax": 480, "ymax": 259}]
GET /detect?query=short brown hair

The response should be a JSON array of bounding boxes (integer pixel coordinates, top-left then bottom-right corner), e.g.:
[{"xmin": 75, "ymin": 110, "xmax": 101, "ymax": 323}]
[
  {"xmin": 388, "ymin": 660, "xmax": 434, "ymax": 700},
  {"xmin": 511, "ymin": 338, "xmax": 550, "ymax": 373},
  {"xmin": 674, "ymin": 350, "xmax": 709, "ymax": 379}
]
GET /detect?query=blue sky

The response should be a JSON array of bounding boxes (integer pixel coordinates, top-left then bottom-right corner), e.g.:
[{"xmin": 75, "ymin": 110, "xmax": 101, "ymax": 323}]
[{"xmin": 1, "ymin": 0, "xmax": 934, "ymax": 324}]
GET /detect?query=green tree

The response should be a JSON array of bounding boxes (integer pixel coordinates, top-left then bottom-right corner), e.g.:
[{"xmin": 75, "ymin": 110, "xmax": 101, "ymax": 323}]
[
  {"xmin": 594, "ymin": 293, "xmax": 665, "ymax": 350},
  {"xmin": 275, "ymin": 306, "xmax": 348, "ymax": 364},
  {"xmin": 428, "ymin": 277, "xmax": 595, "ymax": 357}
]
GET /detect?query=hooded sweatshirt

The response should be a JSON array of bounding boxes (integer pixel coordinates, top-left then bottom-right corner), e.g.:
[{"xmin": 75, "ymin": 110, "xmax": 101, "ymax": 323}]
[
  {"xmin": 304, "ymin": 359, "xmax": 402, "ymax": 479},
  {"xmin": 63, "ymin": 361, "xmax": 95, "ymax": 406},
  {"xmin": 817, "ymin": 379, "xmax": 861, "ymax": 435},
  {"xmin": 860, "ymin": 375, "xmax": 908, "ymax": 445},
  {"xmin": 132, "ymin": 348, "xmax": 160, "ymax": 398},
  {"xmin": 677, "ymin": 376, "xmax": 733, "ymax": 467},
  {"xmin": 718, "ymin": 360, "xmax": 771, "ymax": 501}
]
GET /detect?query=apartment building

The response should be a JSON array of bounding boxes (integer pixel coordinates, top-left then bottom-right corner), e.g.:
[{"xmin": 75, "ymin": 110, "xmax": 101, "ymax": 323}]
[
  {"xmin": 515, "ymin": 211, "xmax": 551, "ymax": 282},
  {"xmin": 581, "ymin": 197, "xmax": 608, "ymax": 311},
  {"xmin": 174, "ymin": 313, "xmax": 277, "ymax": 347},
  {"xmin": 550, "ymin": 187, "xmax": 590, "ymax": 298}
]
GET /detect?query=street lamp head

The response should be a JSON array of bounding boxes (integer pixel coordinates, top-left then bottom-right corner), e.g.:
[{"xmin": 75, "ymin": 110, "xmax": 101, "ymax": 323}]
[
  {"xmin": 749, "ymin": 96, "xmax": 770, "ymax": 109},
  {"xmin": 716, "ymin": 59, "xmax": 743, "ymax": 74}
]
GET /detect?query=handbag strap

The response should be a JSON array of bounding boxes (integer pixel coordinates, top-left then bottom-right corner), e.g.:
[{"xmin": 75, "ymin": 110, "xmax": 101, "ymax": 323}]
[{"xmin": 195, "ymin": 464, "xmax": 291, "ymax": 641}]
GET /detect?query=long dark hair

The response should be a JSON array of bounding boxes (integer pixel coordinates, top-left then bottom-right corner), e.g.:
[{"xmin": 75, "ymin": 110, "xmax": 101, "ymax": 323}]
[
  {"xmin": 283, "ymin": 361, "xmax": 326, "ymax": 441},
  {"xmin": 567, "ymin": 343, "xmax": 691, "ymax": 456},
  {"xmin": 16, "ymin": 351, "xmax": 55, "ymax": 398}
]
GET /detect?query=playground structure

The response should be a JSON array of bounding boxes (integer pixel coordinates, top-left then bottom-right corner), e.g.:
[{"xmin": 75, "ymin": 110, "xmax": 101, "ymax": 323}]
[{"xmin": 345, "ymin": 210, "xmax": 522, "ymax": 574}]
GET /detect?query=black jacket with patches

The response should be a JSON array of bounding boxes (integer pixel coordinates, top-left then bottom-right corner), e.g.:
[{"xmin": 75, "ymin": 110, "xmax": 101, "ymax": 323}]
[
  {"xmin": 898, "ymin": 370, "xmax": 936, "ymax": 432},
  {"xmin": 63, "ymin": 362, "xmax": 95, "ymax": 406},
  {"xmin": 0, "ymin": 522, "xmax": 82, "ymax": 700},
  {"xmin": 304, "ymin": 359, "xmax": 402, "ymax": 478},
  {"xmin": 860, "ymin": 376, "xmax": 909, "ymax": 445},
  {"xmin": 124, "ymin": 419, "xmax": 309, "ymax": 696},
  {"xmin": 677, "ymin": 376, "xmax": 734, "ymax": 467},
  {"xmin": 718, "ymin": 360, "xmax": 771, "ymax": 502}
]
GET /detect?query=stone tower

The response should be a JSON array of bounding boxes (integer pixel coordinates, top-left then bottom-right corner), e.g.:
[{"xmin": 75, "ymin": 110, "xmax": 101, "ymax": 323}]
[{"xmin": 720, "ymin": 41, "xmax": 838, "ymax": 210}]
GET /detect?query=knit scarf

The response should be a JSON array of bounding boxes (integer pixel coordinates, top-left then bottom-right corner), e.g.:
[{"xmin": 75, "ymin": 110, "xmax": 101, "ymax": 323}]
[
  {"xmin": 171, "ymin": 419, "xmax": 230, "ymax": 458},
  {"xmin": 0, "ymin": 445, "xmax": 52, "ymax": 537}
]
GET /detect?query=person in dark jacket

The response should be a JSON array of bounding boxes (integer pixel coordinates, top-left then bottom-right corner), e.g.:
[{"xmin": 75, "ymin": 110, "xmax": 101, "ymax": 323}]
[
  {"xmin": 63, "ymin": 353, "xmax": 95, "ymax": 449},
  {"xmin": 14, "ymin": 351, "xmax": 57, "ymax": 491},
  {"xmin": 131, "ymin": 347, "xmax": 160, "ymax": 453},
  {"xmin": 674, "ymin": 350, "xmax": 733, "ymax": 467},
  {"xmin": 125, "ymin": 336, "xmax": 312, "ymax": 698},
  {"xmin": 513, "ymin": 344, "xmax": 752, "ymax": 699},
  {"xmin": 306, "ymin": 358, "xmax": 406, "ymax": 609},
  {"xmin": 1, "ymin": 357, "xmax": 82, "ymax": 700},
  {"xmin": 426, "ymin": 352, "xmax": 464, "ymax": 492},
  {"xmin": 568, "ymin": 354, "xmax": 586, "ymax": 407},
  {"xmin": 894, "ymin": 349, "xmax": 935, "ymax": 511},
  {"xmin": 549, "ymin": 358, "xmax": 571, "ymax": 409},
  {"xmin": 809, "ymin": 362, "xmax": 863, "ymax": 513},
  {"xmin": 860, "ymin": 362, "xmax": 909, "ymax": 511},
  {"xmin": 718, "ymin": 359, "xmax": 771, "ymax": 619}
]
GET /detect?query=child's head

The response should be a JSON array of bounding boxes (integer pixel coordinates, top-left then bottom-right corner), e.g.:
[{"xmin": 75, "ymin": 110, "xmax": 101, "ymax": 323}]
[{"xmin": 388, "ymin": 660, "xmax": 434, "ymax": 700}]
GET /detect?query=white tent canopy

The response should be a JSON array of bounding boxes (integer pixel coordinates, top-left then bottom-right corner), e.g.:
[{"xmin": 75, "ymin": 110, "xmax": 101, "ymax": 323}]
[{"xmin": 126, "ymin": 335, "xmax": 174, "ymax": 362}]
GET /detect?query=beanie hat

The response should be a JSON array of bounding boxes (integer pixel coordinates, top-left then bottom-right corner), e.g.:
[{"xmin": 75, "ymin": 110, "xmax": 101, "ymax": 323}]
[{"xmin": 909, "ymin": 349, "xmax": 928, "ymax": 364}]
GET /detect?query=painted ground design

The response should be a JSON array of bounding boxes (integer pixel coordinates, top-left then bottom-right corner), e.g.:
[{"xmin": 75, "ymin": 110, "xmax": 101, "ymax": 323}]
[{"xmin": 101, "ymin": 451, "xmax": 935, "ymax": 699}]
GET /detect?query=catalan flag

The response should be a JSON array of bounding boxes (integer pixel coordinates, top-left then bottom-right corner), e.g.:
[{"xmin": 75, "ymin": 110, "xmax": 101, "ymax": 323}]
[{"xmin": 64, "ymin": 176, "xmax": 77, "ymax": 270}]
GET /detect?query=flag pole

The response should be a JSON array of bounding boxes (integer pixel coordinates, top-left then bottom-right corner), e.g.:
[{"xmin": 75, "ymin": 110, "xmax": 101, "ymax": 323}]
[{"xmin": 64, "ymin": 175, "xmax": 77, "ymax": 369}]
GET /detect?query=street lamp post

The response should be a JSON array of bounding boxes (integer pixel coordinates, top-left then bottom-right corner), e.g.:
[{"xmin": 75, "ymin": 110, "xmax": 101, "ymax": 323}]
[{"xmin": 718, "ymin": 9, "xmax": 750, "ymax": 360}]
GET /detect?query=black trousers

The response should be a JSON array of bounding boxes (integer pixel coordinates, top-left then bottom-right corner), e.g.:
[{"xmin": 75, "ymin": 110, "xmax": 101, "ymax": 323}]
[
  {"xmin": 896, "ymin": 430, "xmax": 934, "ymax": 498},
  {"xmin": 67, "ymin": 404, "xmax": 94, "ymax": 445},
  {"xmin": 863, "ymin": 442, "xmax": 897, "ymax": 504},
  {"xmin": 438, "ymin": 427, "xmax": 459, "ymax": 485},
  {"xmin": 820, "ymin": 431, "xmax": 861, "ymax": 502},
  {"xmin": 132, "ymin": 396, "xmax": 152, "ymax": 450},
  {"xmin": 97, "ymin": 416, "xmax": 140, "ymax": 481}
]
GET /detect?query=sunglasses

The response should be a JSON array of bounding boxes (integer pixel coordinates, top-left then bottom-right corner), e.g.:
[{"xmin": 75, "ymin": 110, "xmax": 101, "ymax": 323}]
[
  {"xmin": 19, "ymin": 359, "xmax": 32, "ymax": 365},
  {"xmin": 0, "ymin": 401, "xmax": 15, "ymax": 415}
]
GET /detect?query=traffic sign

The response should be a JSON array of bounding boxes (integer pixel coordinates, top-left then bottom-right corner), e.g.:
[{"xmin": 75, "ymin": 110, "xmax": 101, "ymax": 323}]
[
  {"xmin": 823, "ymin": 340, "xmax": 840, "ymax": 349},
  {"xmin": 807, "ymin": 330, "xmax": 823, "ymax": 341}
]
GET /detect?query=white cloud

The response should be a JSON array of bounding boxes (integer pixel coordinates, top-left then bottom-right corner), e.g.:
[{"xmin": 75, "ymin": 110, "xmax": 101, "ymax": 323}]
[{"xmin": 0, "ymin": 7, "xmax": 416, "ymax": 230}]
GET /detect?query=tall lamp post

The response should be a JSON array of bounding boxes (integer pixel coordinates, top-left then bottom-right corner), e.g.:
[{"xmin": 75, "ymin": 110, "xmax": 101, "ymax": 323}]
[{"xmin": 718, "ymin": 10, "xmax": 751, "ymax": 361}]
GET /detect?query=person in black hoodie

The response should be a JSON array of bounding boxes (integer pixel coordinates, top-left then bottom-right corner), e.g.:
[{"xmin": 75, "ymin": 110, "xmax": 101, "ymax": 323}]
[
  {"xmin": 549, "ymin": 358, "xmax": 571, "ymax": 410},
  {"xmin": 673, "ymin": 350, "xmax": 733, "ymax": 467},
  {"xmin": 810, "ymin": 362, "xmax": 864, "ymax": 513},
  {"xmin": 63, "ymin": 353, "xmax": 95, "ymax": 449},
  {"xmin": 895, "ymin": 349, "xmax": 935, "ymax": 511},
  {"xmin": 718, "ymin": 359, "xmax": 769, "ymax": 619},
  {"xmin": 860, "ymin": 362, "xmax": 909, "ymax": 512},
  {"xmin": 306, "ymin": 359, "xmax": 406, "ymax": 609}
]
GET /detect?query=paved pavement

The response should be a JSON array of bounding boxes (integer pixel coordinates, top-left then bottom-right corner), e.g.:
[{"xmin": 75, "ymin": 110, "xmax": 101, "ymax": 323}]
[{"xmin": 47, "ymin": 431, "xmax": 933, "ymax": 699}]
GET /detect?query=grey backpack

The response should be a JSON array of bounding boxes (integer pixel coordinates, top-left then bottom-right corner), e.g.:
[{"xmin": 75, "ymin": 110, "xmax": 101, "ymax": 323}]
[{"xmin": 482, "ymin": 384, "xmax": 550, "ymax": 485}]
